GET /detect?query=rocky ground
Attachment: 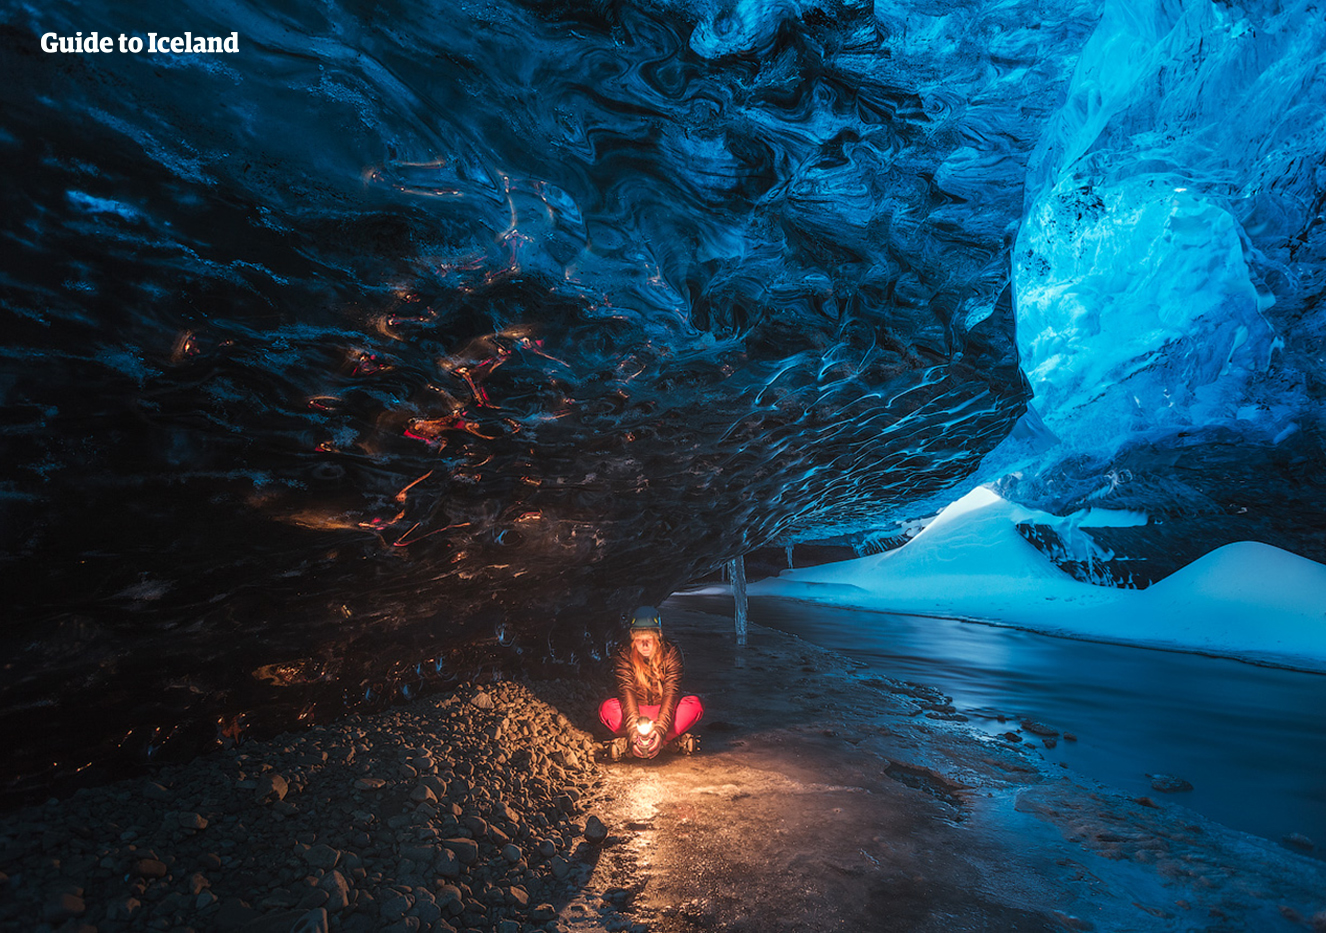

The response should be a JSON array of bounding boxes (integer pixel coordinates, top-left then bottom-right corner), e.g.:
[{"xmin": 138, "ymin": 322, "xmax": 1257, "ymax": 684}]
[
  {"xmin": 0, "ymin": 680, "xmax": 616, "ymax": 933},
  {"xmin": 2, "ymin": 605, "xmax": 1325, "ymax": 933}
]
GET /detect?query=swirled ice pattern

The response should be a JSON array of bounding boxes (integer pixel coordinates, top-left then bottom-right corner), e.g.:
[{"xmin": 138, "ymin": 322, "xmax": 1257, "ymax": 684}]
[{"xmin": 1, "ymin": 0, "xmax": 1323, "ymax": 789}]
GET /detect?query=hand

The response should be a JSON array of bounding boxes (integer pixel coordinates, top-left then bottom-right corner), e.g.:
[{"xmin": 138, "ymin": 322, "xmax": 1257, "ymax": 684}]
[{"xmin": 632, "ymin": 724, "xmax": 663, "ymax": 759}]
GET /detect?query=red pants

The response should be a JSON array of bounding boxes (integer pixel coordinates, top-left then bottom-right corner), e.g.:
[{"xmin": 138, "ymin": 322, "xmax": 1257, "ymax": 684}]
[{"xmin": 599, "ymin": 696, "xmax": 704, "ymax": 741}]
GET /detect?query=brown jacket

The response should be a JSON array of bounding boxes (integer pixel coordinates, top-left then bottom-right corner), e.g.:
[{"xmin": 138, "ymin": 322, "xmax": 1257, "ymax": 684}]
[{"xmin": 613, "ymin": 639, "xmax": 684, "ymax": 737}]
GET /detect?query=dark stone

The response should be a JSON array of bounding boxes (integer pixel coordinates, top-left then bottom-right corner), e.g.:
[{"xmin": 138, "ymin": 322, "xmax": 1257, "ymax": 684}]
[
  {"xmin": 241, "ymin": 907, "xmax": 329, "ymax": 933},
  {"xmin": 440, "ymin": 839, "xmax": 478, "ymax": 865},
  {"xmin": 296, "ymin": 907, "xmax": 331, "ymax": 933},
  {"xmin": 434, "ymin": 884, "xmax": 463, "ymax": 915},
  {"xmin": 436, "ymin": 848, "xmax": 461, "ymax": 878},
  {"xmin": 1148, "ymin": 774, "xmax": 1194, "ymax": 793},
  {"xmin": 176, "ymin": 811, "xmax": 208, "ymax": 831},
  {"xmin": 1020, "ymin": 720, "xmax": 1059, "ymax": 738},
  {"xmin": 132, "ymin": 858, "xmax": 168, "ymax": 879},
  {"xmin": 44, "ymin": 893, "xmax": 85, "ymax": 922},
  {"xmin": 255, "ymin": 773, "xmax": 289, "ymax": 802},
  {"xmin": 460, "ymin": 816, "xmax": 488, "ymax": 838},
  {"xmin": 303, "ymin": 844, "xmax": 341, "ymax": 870},
  {"xmin": 399, "ymin": 844, "xmax": 436, "ymax": 864},
  {"xmin": 380, "ymin": 892, "xmax": 412, "ymax": 921},
  {"xmin": 215, "ymin": 898, "xmax": 260, "ymax": 931},
  {"xmin": 298, "ymin": 887, "xmax": 330, "ymax": 909},
  {"xmin": 106, "ymin": 896, "xmax": 143, "ymax": 921},
  {"xmin": 584, "ymin": 816, "xmax": 608, "ymax": 845}
]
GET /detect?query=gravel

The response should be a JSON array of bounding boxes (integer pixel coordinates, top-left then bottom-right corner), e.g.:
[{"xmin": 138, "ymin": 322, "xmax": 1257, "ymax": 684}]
[{"xmin": 0, "ymin": 680, "xmax": 611, "ymax": 933}]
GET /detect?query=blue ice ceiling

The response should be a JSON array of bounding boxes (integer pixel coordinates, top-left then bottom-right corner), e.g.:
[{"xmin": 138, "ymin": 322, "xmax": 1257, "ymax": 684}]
[{"xmin": 1, "ymin": 0, "xmax": 1322, "ymax": 790}]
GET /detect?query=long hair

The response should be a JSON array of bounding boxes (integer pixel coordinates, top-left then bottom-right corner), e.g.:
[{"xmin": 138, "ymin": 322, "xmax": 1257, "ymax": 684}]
[{"xmin": 630, "ymin": 632, "xmax": 665, "ymax": 702}]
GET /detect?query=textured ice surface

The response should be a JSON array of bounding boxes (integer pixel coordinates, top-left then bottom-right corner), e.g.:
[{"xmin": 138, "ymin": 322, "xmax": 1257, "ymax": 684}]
[
  {"xmin": 1000, "ymin": 0, "xmax": 1326, "ymax": 572},
  {"xmin": 0, "ymin": 0, "xmax": 1096, "ymax": 789},
  {"xmin": 2, "ymin": 0, "xmax": 1325, "ymax": 791}
]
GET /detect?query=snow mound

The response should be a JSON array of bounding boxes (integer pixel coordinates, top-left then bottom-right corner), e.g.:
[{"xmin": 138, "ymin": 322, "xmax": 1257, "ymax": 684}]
[
  {"xmin": 778, "ymin": 487, "xmax": 1089, "ymax": 595},
  {"xmin": 1147, "ymin": 541, "xmax": 1326, "ymax": 611},
  {"xmin": 748, "ymin": 488, "xmax": 1326, "ymax": 671}
]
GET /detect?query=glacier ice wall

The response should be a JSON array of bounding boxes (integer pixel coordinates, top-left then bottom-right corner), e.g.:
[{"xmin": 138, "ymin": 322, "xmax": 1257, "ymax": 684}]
[{"xmin": 1000, "ymin": 0, "xmax": 1326, "ymax": 579}]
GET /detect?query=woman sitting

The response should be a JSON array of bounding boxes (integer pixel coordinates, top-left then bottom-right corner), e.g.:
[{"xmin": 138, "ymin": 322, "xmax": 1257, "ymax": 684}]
[{"xmin": 599, "ymin": 606, "xmax": 704, "ymax": 759}]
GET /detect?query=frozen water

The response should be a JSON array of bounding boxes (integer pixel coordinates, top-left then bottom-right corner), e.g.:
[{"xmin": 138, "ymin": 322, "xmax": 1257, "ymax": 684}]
[{"xmin": 1004, "ymin": 0, "xmax": 1326, "ymax": 532}]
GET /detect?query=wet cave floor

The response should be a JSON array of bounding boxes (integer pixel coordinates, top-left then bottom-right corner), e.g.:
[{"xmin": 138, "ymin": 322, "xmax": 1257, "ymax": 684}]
[
  {"xmin": 572, "ymin": 608, "xmax": 1326, "ymax": 933},
  {"xmin": 2, "ymin": 608, "xmax": 1324, "ymax": 933}
]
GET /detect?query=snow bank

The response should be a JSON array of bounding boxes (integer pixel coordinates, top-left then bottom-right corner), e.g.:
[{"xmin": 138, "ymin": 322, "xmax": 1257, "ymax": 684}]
[{"xmin": 746, "ymin": 488, "xmax": 1326, "ymax": 671}]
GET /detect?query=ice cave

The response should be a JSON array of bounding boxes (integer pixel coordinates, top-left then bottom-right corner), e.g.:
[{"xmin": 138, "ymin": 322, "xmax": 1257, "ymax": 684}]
[{"xmin": 1, "ymin": 0, "xmax": 1324, "ymax": 930}]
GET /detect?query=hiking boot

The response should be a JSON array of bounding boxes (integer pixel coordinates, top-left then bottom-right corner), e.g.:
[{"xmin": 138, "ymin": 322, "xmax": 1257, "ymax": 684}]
[
  {"xmin": 602, "ymin": 737, "xmax": 629, "ymax": 762},
  {"xmin": 674, "ymin": 732, "xmax": 699, "ymax": 756}
]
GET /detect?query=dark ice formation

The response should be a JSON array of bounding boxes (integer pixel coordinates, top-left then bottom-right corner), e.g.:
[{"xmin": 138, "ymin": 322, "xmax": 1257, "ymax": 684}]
[{"xmin": 1, "ymin": 0, "xmax": 1322, "ymax": 794}]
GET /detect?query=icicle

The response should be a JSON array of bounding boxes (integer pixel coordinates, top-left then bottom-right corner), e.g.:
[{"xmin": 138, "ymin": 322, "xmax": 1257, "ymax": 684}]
[
  {"xmin": 728, "ymin": 555, "xmax": 748, "ymax": 646},
  {"xmin": 784, "ymin": 543, "xmax": 794, "ymax": 569}
]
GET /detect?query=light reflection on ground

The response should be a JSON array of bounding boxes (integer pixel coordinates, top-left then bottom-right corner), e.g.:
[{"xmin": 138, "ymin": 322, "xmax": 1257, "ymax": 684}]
[{"xmin": 677, "ymin": 592, "xmax": 1326, "ymax": 853}]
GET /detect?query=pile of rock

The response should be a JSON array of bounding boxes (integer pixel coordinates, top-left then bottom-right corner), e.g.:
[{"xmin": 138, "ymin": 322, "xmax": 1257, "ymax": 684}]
[{"xmin": 0, "ymin": 680, "xmax": 610, "ymax": 933}]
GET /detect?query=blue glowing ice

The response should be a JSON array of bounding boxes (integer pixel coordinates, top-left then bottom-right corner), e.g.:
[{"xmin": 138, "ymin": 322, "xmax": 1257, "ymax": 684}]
[{"xmin": 1013, "ymin": 0, "xmax": 1323, "ymax": 460}]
